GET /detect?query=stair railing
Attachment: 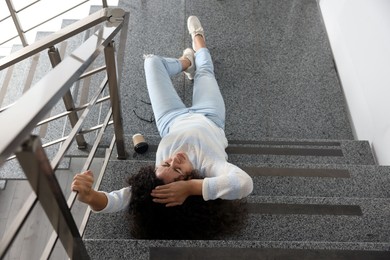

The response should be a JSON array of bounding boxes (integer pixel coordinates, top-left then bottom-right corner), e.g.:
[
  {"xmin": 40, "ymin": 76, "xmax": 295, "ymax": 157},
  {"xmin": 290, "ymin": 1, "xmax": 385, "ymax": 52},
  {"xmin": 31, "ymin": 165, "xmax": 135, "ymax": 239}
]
[{"xmin": 0, "ymin": 7, "xmax": 129, "ymax": 259}]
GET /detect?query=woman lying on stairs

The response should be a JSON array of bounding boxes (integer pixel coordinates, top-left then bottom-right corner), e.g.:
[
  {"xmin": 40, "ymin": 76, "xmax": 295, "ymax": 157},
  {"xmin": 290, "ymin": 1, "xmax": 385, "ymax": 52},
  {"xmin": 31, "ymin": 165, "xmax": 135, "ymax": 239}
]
[{"xmin": 71, "ymin": 16, "xmax": 253, "ymax": 239}]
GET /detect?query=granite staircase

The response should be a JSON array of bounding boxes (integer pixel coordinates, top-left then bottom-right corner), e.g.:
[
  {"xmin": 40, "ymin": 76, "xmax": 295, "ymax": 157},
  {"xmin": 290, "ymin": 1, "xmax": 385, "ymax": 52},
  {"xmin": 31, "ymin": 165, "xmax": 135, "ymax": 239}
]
[
  {"xmin": 1, "ymin": 0, "xmax": 389, "ymax": 259},
  {"xmin": 81, "ymin": 0, "xmax": 390, "ymax": 259}
]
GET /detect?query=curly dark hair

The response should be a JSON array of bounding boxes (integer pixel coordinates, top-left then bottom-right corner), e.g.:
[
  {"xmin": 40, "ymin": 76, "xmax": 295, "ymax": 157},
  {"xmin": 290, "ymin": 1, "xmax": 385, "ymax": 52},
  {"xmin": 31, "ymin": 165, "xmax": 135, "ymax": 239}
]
[{"xmin": 126, "ymin": 165, "xmax": 248, "ymax": 239}]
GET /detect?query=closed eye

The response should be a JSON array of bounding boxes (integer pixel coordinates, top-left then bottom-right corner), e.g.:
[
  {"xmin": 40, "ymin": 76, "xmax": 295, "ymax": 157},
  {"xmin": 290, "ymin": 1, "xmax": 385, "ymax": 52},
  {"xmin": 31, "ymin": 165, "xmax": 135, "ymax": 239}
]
[{"xmin": 163, "ymin": 162, "xmax": 183, "ymax": 175}]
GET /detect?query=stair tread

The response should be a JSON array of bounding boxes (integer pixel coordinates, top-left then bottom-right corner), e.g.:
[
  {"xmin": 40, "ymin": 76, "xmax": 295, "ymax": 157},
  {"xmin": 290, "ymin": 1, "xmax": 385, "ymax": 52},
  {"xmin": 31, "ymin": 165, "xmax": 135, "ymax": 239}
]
[
  {"xmin": 112, "ymin": 134, "xmax": 376, "ymax": 165},
  {"xmin": 99, "ymin": 160, "xmax": 390, "ymax": 198},
  {"xmin": 84, "ymin": 158, "xmax": 390, "ymax": 248},
  {"xmin": 84, "ymin": 239, "xmax": 390, "ymax": 260},
  {"xmin": 84, "ymin": 195, "xmax": 390, "ymax": 242},
  {"xmin": 0, "ymin": 45, "xmax": 30, "ymax": 108}
]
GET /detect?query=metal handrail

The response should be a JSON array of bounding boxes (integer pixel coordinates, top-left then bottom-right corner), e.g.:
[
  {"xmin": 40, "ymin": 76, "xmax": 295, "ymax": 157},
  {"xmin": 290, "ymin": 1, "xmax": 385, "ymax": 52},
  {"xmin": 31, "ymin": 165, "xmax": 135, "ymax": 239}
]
[
  {"xmin": 42, "ymin": 107, "xmax": 114, "ymax": 259},
  {"xmin": 5, "ymin": 120, "xmax": 114, "ymax": 162},
  {"xmin": 0, "ymin": 80, "xmax": 109, "ymax": 114},
  {"xmin": 0, "ymin": 7, "xmax": 124, "ymax": 164},
  {"xmin": 0, "ymin": 7, "xmax": 128, "ymax": 259}
]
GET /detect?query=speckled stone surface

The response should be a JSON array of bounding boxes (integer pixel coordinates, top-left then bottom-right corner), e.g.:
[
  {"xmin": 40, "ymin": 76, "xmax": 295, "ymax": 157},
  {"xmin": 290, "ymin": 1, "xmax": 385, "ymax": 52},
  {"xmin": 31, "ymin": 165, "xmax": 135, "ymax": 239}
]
[
  {"xmin": 84, "ymin": 160, "xmax": 390, "ymax": 241},
  {"xmin": 116, "ymin": 0, "xmax": 354, "ymax": 141},
  {"xmin": 116, "ymin": 0, "xmax": 188, "ymax": 137},
  {"xmin": 1, "ymin": 45, "xmax": 27, "ymax": 108},
  {"xmin": 88, "ymin": 191, "xmax": 390, "ymax": 242},
  {"xmin": 248, "ymin": 164, "xmax": 390, "ymax": 197},
  {"xmin": 85, "ymin": 193, "xmax": 390, "ymax": 257},
  {"xmin": 84, "ymin": 239, "xmax": 390, "ymax": 260},
  {"xmin": 111, "ymin": 134, "xmax": 376, "ymax": 166}
]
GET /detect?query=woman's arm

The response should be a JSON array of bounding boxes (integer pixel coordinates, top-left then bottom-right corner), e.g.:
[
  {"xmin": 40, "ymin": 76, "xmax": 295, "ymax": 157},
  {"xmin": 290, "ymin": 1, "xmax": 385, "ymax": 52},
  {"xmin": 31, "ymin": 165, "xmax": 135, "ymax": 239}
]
[
  {"xmin": 202, "ymin": 162, "xmax": 253, "ymax": 200},
  {"xmin": 71, "ymin": 170, "xmax": 131, "ymax": 213},
  {"xmin": 151, "ymin": 163, "xmax": 253, "ymax": 205},
  {"xmin": 151, "ymin": 179, "xmax": 203, "ymax": 207},
  {"xmin": 71, "ymin": 170, "xmax": 108, "ymax": 211}
]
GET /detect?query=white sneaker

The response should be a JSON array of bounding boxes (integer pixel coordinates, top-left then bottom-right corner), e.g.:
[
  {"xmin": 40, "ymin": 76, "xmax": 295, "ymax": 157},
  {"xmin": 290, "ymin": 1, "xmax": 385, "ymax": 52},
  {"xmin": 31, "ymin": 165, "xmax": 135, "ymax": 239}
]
[
  {"xmin": 187, "ymin": 16, "xmax": 205, "ymax": 50},
  {"xmin": 182, "ymin": 48, "xmax": 195, "ymax": 80}
]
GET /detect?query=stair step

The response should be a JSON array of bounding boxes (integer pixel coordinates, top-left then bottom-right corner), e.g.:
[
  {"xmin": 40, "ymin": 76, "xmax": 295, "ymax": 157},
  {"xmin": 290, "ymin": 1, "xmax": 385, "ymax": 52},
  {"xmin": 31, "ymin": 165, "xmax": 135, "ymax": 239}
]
[
  {"xmin": 247, "ymin": 164, "xmax": 390, "ymax": 198},
  {"xmin": 117, "ymin": 134, "xmax": 376, "ymax": 165},
  {"xmin": 227, "ymin": 139, "xmax": 374, "ymax": 165},
  {"xmin": 0, "ymin": 45, "xmax": 29, "ymax": 108},
  {"xmin": 84, "ymin": 160, "xmax": 390, "ymax": 247},
  {"xmin": 0, "ymin": 143, "xmax": 71, "ymax": 179},
  {"xmin": 84, "ymin": 196, "xmax": 390, "ymax": 259},
  {"xmin": 84, "ymin": 239, "xmax": 390, "ymax": 259},
  {"xmin": 240, "ymin": 196, "xmax": 390, "ymax": 242},
  {"xmin": 97, "ymin": 160, "xmax": 389, "ymax": 199},
  {"xmin": 84, "ymin": 194, "xmax": 390, "ymax": 241}
]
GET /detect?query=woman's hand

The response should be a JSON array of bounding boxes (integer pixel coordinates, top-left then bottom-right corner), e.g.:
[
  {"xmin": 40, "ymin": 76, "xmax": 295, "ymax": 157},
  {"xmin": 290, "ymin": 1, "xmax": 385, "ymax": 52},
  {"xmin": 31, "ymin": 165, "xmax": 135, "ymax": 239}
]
[
  {"xmin": 151, "ymin": 179, "xmax": 203, "ymax": 207},
  {"xmin": 71, "ymin": 170, "xmax": 108, "ymax": 211},
  {"xmin": 71, "ymin": 170, "xmax": 95, "ymax": 204}
]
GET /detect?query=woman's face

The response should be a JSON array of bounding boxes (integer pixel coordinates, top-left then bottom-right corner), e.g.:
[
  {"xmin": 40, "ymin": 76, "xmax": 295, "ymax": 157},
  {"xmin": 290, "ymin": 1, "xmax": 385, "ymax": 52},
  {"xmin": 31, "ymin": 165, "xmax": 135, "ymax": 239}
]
[{"xmin": 155, "ymin": 152, "xmax": 194, "ymax": 184}]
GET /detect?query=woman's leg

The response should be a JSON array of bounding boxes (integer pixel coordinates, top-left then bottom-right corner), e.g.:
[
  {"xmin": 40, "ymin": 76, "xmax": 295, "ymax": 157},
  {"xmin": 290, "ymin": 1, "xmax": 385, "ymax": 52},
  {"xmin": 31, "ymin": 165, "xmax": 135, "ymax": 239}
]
[
  {"xmin": 191, "ymin": 36, "xmax": 226, "ymax": 129},
  {"xmin": 144, "ymin": 55, "xmax": 190, "ymax": 136}
]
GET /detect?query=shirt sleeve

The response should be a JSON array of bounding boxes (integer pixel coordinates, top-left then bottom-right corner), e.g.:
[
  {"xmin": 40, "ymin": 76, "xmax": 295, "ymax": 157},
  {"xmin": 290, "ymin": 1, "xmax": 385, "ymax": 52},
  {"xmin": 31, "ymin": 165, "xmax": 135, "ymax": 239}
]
[
  {"xmin": 91, "ymin": 187, "xmax": 131, "ymax": 214},
  {"xmin": 202, "ymin": 162, "xmax": 253, "ymax": 200}
]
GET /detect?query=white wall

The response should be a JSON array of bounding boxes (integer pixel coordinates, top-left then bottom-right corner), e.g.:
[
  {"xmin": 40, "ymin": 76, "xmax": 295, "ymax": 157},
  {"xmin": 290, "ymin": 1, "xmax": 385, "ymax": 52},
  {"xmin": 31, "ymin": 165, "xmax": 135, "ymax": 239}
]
[{"xmin": 319, "ymin": 0, "xmax": 390, "ymax": 165}]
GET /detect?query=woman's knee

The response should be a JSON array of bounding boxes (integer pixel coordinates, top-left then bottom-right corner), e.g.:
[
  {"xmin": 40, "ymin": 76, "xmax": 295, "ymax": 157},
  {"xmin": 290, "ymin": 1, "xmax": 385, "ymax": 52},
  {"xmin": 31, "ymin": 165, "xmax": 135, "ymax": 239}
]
[{"xmin": 144, "ymin": 54, "xmax": 161, "ymax": 70}]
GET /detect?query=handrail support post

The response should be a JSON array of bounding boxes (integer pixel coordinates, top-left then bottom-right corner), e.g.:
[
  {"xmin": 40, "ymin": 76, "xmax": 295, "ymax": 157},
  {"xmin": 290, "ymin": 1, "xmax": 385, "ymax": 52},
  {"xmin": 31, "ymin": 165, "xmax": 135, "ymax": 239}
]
[
  {"xmin": 48, "ymin": 46, "xmax": 87, "ymax": 149},
  {"xmin": 104, "ymin": 41, "xmax": 127, "ymax": 159}
]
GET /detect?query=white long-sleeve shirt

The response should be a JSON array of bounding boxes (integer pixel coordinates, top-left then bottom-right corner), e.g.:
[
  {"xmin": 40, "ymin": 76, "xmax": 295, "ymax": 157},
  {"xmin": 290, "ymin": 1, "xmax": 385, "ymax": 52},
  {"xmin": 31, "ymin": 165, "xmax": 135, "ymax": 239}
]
[{"xmin": 95, "ymin": 113, "xmax": 253, "ymax": 213}]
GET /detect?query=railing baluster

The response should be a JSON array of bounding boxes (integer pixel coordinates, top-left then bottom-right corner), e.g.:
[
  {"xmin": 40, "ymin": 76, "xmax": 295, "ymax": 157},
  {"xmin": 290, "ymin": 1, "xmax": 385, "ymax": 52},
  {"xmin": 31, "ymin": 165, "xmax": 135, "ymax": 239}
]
[
  {"xmin": 5, "ymin": 0, "xmax": 28, "ymax": 46},
  {"xmin": 104, "ymin": 41, "xmax": 127, "ymax": 159},
  {"xmin": 15, "ymin": 136, "xmax": 90, "ymax": 259}
]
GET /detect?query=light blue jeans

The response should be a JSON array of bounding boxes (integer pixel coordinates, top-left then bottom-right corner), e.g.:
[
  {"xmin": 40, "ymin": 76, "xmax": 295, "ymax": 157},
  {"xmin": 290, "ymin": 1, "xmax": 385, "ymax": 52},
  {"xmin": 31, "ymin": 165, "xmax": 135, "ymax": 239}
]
[{"xmin": 144, "ymin": 48, "xmax": 225, "ymax": 137}]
